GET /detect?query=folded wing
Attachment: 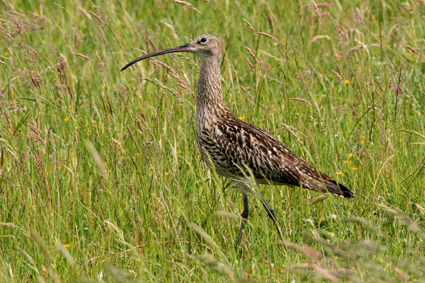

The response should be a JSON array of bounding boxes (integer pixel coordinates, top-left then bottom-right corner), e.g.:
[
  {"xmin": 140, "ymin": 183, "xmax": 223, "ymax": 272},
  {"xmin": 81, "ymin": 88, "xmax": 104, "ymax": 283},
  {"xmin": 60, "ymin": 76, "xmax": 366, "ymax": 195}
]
[{"xmin": 199, "ymin": 115, "xmax": 354, "ymax": 199}]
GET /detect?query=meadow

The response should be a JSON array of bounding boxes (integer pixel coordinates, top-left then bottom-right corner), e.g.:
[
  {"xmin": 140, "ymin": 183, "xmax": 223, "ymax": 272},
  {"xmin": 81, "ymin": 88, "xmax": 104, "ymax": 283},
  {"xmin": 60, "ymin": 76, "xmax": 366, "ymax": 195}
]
[{"xmin": 1, "ymin": 0, "xmax": 425, "ymax": 282}]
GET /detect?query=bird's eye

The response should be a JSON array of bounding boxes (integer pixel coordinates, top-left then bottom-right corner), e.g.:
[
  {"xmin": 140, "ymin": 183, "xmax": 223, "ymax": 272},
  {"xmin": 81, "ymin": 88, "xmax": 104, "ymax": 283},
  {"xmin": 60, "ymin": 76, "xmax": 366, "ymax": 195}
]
[{"xmin": 200, "ymin": 38, "xmax": 207, "ymax": 44}]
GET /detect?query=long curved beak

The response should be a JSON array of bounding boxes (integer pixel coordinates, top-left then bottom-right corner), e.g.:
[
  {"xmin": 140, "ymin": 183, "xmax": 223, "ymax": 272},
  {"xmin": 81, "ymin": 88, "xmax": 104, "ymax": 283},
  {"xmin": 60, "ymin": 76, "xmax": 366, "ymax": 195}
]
[{"xmin": 121, "ymin": 43, "xmax": 192, "ymax": 71}]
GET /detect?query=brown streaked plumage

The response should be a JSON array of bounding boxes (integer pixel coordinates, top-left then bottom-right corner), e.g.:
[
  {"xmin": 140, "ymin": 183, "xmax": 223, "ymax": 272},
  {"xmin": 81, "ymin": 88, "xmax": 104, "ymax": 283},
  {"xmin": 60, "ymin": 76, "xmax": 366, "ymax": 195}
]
[{"xmin": 122, "ymin": 34, "xmax": 354, "ymax": 245}]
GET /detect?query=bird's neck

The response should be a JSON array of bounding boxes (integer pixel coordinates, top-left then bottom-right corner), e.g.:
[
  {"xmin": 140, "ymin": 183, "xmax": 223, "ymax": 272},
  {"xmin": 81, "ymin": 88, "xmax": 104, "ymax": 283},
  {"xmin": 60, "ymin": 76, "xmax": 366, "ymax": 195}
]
[{"xmin": 196, "ymin": 56, "xmax": 228, "ymax": 117}]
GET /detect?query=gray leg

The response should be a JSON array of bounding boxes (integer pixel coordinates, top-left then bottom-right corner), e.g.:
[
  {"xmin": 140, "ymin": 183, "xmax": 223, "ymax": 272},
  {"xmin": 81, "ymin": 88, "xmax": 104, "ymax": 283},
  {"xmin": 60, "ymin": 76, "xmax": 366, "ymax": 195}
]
[
  {"xmin": 236, "ymin": 193, "xmax": 249, "ymax": 247},
  {"xmin": 260, "ymin": 196, "xmax": 282, "ymax": 239}
]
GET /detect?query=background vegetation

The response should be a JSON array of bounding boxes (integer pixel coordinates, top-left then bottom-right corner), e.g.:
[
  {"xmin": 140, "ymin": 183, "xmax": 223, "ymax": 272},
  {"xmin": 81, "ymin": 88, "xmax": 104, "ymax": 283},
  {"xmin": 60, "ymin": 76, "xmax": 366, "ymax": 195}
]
[{"xmin": 1, "ymin": 0, "xmax": 425, "ymax": 282}]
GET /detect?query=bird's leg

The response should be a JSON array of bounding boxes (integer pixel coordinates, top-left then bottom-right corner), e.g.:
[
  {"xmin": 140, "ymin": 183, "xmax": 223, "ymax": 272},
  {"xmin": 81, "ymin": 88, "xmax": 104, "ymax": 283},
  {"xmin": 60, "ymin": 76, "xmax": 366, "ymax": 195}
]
[
  {"xmin": 260, "ymin": 196, "xmax": 283, "ymax": 239},
  {"xmin": 236, "ymin": 193, "xmax": 249, "ymax": 248}
]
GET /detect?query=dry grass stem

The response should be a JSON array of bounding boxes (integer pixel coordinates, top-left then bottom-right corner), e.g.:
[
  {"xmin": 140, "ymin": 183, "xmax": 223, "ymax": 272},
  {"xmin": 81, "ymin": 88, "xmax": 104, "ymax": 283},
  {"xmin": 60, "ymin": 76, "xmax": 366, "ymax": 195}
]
[
  {"xmin": 243, "ymin": 19, "xmax": 256, "ymax": 33},
  {"xmin": 88, "ymin": 10, "xmax": 104, "ymax": 24},
  {"xmin": 331, "ymin": 70, "xmax": 345, "ymax": 83},
  {"xmin": 405, "ymin": 45, "xmax": 417, "ymax": 54},
  {"xmin": 74, "ymin": 53, "xmax": 94, "ymax": 62},
  {"xmin": 257, "ymin": 32, "xmax": 278, "ymax": 42},
  {"xmin": 78, "ymin": 7, "xmax": 92, "ymax": 19},
  {"xmin": 290, "ymin": 97, "xmax": 311, "ymax": 105},
  {"xmin": 170, "ymin": 0, "xmax": 201, "ymax": 14}
]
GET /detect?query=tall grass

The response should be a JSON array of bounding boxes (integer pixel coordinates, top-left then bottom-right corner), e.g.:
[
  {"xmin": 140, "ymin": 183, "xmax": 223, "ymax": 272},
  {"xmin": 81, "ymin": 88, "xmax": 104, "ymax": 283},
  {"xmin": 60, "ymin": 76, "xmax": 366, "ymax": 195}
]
[{"xmin": 1, "ymin": 0, "xmax": 425, "ymax": 282}]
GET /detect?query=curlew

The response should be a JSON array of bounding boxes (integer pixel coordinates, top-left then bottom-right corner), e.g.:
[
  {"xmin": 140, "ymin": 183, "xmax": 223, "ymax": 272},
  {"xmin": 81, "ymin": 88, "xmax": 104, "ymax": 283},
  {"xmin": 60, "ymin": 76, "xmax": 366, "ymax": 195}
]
[{"xmin": 122, "ymin": 34, "xmax": 354, "ymax": 245}]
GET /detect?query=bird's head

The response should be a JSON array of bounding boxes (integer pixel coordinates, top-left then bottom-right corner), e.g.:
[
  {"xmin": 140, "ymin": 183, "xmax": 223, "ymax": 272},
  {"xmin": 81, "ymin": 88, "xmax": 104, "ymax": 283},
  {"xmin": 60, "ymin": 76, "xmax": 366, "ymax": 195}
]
[
  {"xmin": 121, "ymin": 34, "xmax": 221, "ymax": 71},
  {"xmin": 188, "ymin": 34, "xmax": 221, "ymax": 59}
]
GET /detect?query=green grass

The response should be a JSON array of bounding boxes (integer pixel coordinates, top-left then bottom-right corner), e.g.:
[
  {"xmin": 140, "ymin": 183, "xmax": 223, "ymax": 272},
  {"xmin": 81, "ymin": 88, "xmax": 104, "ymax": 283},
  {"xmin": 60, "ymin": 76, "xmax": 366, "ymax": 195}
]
[{"xmin": 1, "ymin": 0, "xmax": 425, "ymax": 282}]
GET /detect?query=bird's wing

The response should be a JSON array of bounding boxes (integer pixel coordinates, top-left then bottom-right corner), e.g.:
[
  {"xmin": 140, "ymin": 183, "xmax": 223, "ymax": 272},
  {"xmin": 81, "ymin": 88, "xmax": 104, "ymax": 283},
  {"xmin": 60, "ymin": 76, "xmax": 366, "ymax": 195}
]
[{"xmin": 200, "ymin": 116, "xmax": 353, "ymax": 198}]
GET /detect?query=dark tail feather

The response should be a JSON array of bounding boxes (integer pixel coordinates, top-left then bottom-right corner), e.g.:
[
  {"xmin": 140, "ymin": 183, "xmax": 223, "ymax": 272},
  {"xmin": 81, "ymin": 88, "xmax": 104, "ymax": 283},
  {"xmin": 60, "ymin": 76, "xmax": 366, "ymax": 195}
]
[{"xmin": 328, "ymin": 180, "xmax": 354, "ymax": 199}]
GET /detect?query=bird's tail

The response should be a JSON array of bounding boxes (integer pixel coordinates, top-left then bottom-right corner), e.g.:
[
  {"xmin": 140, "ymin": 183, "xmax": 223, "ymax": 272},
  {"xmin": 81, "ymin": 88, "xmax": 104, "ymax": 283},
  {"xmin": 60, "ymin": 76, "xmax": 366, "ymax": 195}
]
[{"xmin": 326, "ymin": 180, "xmax": 354, "ymax": 199}]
